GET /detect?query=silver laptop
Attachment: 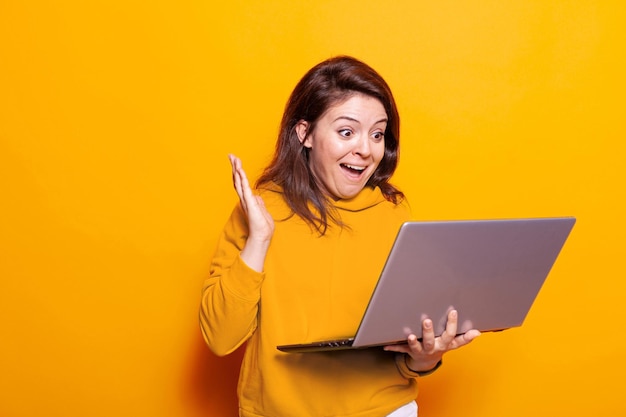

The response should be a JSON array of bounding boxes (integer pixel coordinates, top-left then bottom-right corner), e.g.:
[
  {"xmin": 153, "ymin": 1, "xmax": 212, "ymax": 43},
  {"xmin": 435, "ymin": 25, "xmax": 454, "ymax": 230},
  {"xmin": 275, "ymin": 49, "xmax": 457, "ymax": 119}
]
[{"xmin": 277, "ymin": 217, "xmax": 576, "ymax": 353}]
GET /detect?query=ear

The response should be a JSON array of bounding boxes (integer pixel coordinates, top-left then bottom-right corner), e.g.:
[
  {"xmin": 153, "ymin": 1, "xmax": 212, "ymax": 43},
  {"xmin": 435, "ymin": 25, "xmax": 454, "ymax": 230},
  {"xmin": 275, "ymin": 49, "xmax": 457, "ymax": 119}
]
[{"xmin": 295, "ymin": 120, "xmax": 312, "ymax": 148}]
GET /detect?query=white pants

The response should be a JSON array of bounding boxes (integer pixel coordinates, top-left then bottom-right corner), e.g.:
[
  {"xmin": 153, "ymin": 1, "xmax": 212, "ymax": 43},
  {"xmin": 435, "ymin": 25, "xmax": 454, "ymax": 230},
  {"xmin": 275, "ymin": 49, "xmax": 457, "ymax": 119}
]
[{"xmin": 386, "ymin": 400, "xmax": 418, "ymax": 417}]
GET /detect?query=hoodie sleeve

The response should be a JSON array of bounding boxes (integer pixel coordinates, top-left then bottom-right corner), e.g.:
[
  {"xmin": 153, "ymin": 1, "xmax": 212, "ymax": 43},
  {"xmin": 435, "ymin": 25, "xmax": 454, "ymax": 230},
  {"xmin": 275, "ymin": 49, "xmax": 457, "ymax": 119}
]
[{"xmin": 199, "ymin": 204, "xmax": 264, "ymax": 356}]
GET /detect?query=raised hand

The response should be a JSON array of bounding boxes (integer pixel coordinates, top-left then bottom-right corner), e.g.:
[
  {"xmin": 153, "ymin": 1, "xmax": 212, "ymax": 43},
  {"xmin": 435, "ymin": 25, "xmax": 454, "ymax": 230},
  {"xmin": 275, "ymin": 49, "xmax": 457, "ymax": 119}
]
[{"xmin": 229, "ymin": 154, "xmax": 275, "ymax": 272}]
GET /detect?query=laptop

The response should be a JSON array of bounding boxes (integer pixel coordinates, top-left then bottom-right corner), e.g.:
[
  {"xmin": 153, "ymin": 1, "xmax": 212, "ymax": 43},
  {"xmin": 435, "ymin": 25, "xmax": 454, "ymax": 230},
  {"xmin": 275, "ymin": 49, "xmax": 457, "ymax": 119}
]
[{"xmin": 277, "ymin": 217, "xmax": 576, "ymax": 353}]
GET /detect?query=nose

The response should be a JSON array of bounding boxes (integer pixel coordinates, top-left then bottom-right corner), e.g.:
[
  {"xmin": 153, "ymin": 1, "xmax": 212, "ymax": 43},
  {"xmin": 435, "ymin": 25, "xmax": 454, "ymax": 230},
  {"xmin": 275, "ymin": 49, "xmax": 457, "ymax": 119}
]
[{"xmin": 353, "ymin": 134, "xmax": 371, "ymax": 157}]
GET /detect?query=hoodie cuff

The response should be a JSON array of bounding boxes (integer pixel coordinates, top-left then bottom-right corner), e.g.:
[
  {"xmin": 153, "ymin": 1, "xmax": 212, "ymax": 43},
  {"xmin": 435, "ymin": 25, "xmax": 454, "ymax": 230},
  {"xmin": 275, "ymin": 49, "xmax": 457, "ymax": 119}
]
[{"xmin": 395, "ymin": 353, "xmax": 442, "ymax": 379}]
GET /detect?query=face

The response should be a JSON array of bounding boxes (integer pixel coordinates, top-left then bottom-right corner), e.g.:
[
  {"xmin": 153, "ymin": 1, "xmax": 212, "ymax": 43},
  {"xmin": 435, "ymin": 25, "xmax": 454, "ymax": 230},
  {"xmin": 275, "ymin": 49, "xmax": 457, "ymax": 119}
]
[{"xmin": 296, "ymin": 94, "xmax": 387, "ymax": 200}]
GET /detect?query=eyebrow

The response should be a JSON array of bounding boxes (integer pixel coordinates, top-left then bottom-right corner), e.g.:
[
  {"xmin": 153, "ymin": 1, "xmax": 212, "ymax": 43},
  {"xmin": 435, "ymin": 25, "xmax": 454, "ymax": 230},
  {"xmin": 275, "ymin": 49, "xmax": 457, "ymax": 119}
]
[{"xmin": 332, "ymin": 116, "xmax": 388, "ymax": 124}]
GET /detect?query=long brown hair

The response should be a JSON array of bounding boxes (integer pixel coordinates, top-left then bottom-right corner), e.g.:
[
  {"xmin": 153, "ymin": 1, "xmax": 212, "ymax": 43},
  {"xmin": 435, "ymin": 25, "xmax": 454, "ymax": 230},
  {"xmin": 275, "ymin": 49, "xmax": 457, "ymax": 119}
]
[{"xmin": 256, "ymin": 56, "xmax": 404, "ymax": 234}]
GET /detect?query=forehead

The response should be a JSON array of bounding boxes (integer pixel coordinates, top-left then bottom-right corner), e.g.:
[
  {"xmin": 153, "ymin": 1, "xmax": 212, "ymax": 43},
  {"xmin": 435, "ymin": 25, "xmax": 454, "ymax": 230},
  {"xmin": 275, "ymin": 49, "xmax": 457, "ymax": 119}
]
[{"xmin": 322, "ymin": 93, "xmax": 386, "ymax": 120}]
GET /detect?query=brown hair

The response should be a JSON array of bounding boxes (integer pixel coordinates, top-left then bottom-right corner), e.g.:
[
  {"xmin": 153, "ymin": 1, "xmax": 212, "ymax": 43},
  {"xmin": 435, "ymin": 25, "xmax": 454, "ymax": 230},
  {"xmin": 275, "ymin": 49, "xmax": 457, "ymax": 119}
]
[{"xmin": 256, "ymin": 56, "xmax": 404, "ymax": 234}]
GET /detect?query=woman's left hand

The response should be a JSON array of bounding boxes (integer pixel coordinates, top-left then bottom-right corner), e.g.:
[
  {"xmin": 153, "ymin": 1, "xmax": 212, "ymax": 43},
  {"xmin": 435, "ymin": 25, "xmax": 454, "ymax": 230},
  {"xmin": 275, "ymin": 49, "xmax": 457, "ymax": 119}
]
[{"xmin": 384, "ymin": 309, "xmax": 480, "ymax": 373}]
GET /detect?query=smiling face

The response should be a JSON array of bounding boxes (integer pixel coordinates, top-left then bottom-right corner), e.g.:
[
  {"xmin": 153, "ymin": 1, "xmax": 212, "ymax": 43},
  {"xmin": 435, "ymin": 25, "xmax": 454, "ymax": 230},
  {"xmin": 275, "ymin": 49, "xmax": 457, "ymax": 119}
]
[{"xmin": 296, "ymin": 93, "xmax": 387, "ymax": 200}]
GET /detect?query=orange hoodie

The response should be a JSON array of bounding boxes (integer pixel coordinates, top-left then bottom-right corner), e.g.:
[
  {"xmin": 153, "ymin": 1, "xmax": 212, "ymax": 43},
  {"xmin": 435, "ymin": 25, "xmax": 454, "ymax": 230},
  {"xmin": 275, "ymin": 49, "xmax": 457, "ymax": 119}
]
[{"xmin": 200, "ymin": 184, "xmax": 420, "ymax": 417}]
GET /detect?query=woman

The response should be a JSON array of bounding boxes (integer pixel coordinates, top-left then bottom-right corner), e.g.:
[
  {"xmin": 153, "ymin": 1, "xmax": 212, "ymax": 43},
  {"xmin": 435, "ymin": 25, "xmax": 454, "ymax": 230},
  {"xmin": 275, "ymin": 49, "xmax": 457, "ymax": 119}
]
[{"xmin": 200, "ymin": 56, "xmax": 480, "ymax": 417}]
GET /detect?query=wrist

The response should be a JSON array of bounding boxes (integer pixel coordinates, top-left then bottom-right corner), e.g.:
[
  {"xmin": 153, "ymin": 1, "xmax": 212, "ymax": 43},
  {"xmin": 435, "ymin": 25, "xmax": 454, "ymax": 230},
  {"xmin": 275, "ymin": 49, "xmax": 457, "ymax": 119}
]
[
  {"xmin": 240, "ymin": 239, "xmax": 271, "ymax": 272},
  {"xmin": 405, "ymin": 355, "xmax": 442, "ymax": 377}
]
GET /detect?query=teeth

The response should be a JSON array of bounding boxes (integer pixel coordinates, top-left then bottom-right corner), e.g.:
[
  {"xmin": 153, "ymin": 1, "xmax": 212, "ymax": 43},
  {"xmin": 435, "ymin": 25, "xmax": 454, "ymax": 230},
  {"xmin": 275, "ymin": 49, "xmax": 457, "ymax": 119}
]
[{"xmin": 343, "ymin": 164, "xmax": 365, "ymax": 171}]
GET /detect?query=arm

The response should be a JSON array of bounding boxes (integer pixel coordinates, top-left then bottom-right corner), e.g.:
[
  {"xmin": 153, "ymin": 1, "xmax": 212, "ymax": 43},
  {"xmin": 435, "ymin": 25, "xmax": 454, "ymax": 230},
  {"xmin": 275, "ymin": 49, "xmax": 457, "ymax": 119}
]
[
  {"xmin": 199, "ymin": 206, "xmax": 263, "ymax": 356},
  {"xmin": 199, "ymin": 155, "xmax": 275, "ymax": 356}
]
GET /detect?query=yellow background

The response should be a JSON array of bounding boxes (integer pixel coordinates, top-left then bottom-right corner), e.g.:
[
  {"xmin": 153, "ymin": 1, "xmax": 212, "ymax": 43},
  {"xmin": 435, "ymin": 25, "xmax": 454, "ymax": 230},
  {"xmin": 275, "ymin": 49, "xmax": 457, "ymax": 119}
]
[{"xmin": 1, "ymin": 1, "xmax": 624, "ymax": 416}]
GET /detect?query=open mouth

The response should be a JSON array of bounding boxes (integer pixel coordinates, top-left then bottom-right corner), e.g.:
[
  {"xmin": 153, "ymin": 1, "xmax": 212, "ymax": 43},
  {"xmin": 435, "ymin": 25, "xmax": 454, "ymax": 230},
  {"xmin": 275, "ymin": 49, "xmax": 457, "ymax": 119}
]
[{"xmin": 340, "ymin": 163, "xmax": 367, "ymax": 177}]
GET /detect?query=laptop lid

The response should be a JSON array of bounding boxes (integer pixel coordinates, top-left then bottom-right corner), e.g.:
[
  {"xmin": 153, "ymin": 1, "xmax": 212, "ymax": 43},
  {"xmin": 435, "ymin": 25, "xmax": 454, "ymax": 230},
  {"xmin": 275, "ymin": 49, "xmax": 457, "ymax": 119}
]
[{"xmin": 277, "ymin": 217, "xmax": 575, "ymax": 353}]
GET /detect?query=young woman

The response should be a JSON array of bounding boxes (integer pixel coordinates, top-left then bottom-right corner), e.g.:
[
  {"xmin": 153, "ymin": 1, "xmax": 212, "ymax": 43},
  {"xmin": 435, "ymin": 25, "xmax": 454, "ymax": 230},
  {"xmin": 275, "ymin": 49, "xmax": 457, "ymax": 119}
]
[{"xmin": 200, "ymin": 56, "xmax": 480, "ymax": 417}]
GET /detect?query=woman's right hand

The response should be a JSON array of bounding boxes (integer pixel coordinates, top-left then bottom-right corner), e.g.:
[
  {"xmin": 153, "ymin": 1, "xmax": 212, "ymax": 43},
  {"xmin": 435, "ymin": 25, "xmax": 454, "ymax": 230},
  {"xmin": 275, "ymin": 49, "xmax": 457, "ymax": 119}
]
[{"xmin": 229, "ymin": 154, "xmax": 275, "ymax": 272}]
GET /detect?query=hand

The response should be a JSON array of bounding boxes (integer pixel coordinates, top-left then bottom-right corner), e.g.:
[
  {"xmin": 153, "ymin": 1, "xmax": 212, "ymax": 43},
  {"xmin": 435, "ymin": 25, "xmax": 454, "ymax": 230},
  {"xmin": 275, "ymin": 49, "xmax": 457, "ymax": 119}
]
[
  {"xmin": 384, "ymin": 309, "xmax": 480, "ymax": 373},
  {"xmin": 229, "ymin": 154, "xmax": 275, "ymax": 271}
]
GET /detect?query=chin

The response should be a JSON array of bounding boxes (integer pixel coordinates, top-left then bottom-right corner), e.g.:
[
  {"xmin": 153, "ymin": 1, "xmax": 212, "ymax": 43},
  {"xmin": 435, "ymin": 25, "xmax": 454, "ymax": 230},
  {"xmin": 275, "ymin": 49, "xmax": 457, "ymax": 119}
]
[{"xmin": 337, "ymin": 187, "xmax": 364, "ymax": 200}]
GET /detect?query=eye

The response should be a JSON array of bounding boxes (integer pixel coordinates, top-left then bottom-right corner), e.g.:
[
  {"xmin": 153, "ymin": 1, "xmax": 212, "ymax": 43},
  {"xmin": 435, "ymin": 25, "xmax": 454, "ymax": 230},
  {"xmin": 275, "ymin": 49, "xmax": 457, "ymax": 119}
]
[
  {"xmin": 372, "ymin": 131, "xmax": 385, "ymax": 141},
  {"xmin": 338, "ymin": 129, "xmax": 353, "ymax": 138}
]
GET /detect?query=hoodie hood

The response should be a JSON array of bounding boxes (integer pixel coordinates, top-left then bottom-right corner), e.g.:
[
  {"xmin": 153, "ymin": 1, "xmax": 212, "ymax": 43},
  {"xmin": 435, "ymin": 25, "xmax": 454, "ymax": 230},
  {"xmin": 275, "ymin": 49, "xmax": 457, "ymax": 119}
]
[
  {"xmin": 258, "ymin": 181, "xmax": 390, "ymax": 218},
  {"xmin": 332, "ymin": 185, "xmax": 387, "ymax": 212}
]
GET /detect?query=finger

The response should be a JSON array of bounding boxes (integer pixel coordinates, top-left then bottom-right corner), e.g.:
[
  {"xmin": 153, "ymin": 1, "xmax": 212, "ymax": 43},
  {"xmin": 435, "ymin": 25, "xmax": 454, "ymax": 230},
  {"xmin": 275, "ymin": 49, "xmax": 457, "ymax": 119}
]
[
  {"xmin": 229, "ymin": 154, "xmax": 240, "ymax": 192},
  {"xmin": 229, "ymin": 154, "xmax": 237, "ymax": 189},
  {"xmin": 421, "ymin": 319, "xmax": 436, "ymax": 353},
  {"xmin": 238, "ymin": 161, "xmax": 255, "ymax": 203},
  {"xmin": 453, "ymin": 329, "xmax": 481, "ymax": 348},
  {"xmin": 439, "ymin": 310, "xmax": 459, "ymax": 347},
  {"xmin": 230, "ymin": 155, "xmax": 255, "ymax": 205},
  {"xmin": 382, "ymin": 344, "xmax": 410, "ymax": 354},
  {"xmin": 229, "ymin": 155, "xmax": 249, "ymax": 211},
  {"xmin": 382, "ymin": 334, "xmax": 420, "ymax": 355},
  {"xmin": 407, "ymin": 333, "xmax": 423, "ymax": 354}
]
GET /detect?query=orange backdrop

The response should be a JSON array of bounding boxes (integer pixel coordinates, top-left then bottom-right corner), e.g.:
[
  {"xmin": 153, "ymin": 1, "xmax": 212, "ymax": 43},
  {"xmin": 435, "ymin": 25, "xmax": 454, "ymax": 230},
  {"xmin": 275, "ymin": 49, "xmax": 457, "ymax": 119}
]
[{"xmin": 1, "ymin": 1, "xmax": 625, "ymax": 416}]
